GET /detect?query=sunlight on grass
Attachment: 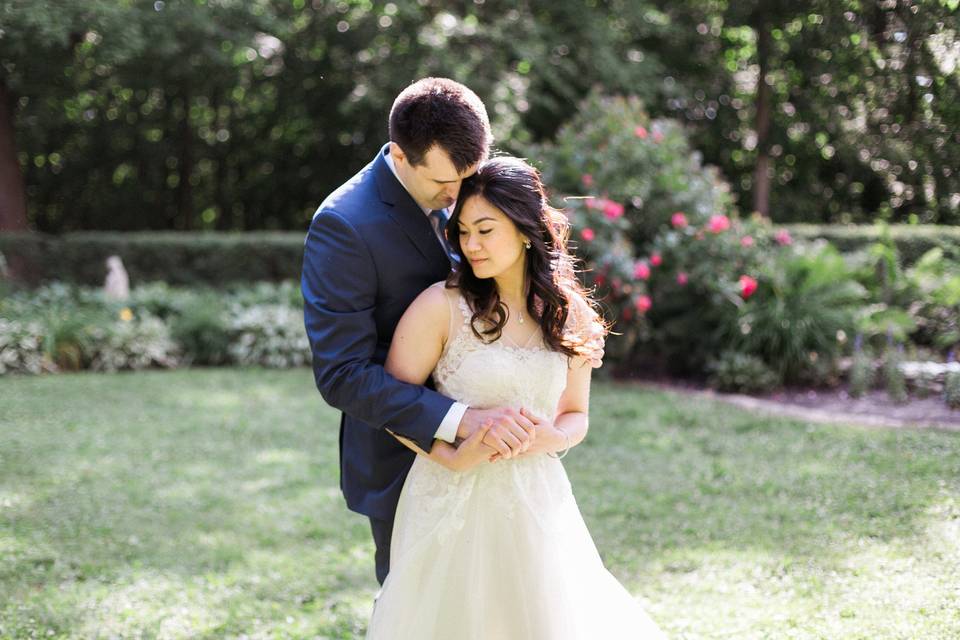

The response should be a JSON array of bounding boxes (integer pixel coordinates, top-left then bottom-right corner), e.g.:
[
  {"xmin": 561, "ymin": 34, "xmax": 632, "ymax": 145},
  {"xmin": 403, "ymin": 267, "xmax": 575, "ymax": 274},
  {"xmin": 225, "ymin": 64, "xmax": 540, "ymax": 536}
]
[{"xmin": 1, "ymin": 369, "xmax": 958, "ymax": 639}]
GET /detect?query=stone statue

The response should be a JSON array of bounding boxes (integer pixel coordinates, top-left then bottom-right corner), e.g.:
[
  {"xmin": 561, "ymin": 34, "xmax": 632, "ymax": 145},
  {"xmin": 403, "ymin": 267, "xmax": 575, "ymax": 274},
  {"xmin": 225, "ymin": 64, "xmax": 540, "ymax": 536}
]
[{"xmin": 104, "ymin": 255, "xmax": 130, "ymax": 301}]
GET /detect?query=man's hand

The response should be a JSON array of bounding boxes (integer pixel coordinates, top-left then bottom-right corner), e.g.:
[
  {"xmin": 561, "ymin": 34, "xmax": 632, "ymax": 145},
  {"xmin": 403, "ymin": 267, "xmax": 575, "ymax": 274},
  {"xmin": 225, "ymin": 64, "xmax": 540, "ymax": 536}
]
[
  {"xmin": 457, "ymin": 407, "xmax": 535, "ymax": 459},
  {"xmin": 488, "ymin": 408, "xmax": 564, "ymax": 461}
]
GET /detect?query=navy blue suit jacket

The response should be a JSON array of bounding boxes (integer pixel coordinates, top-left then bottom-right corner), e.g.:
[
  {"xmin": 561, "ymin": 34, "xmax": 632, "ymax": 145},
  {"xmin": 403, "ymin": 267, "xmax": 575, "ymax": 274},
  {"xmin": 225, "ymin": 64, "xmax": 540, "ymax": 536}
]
[{"xmin": 302, "ymin": 144, "xmax": 455, "ymax": 521}]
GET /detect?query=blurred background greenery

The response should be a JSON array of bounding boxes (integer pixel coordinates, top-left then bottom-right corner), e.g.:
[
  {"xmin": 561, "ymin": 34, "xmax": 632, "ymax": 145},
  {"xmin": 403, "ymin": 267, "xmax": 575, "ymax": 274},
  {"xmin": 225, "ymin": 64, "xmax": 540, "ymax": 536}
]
[{"xmin": 1, "ymin": 0, "xmax": 957, "ymax": 233}]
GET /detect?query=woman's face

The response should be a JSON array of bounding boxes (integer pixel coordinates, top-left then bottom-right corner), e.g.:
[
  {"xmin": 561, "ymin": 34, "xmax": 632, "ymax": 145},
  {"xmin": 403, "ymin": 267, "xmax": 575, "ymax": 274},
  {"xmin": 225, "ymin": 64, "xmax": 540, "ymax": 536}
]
[{"xmin": 456, "ymin": 195, "xmax": 528, "ymax": 282}]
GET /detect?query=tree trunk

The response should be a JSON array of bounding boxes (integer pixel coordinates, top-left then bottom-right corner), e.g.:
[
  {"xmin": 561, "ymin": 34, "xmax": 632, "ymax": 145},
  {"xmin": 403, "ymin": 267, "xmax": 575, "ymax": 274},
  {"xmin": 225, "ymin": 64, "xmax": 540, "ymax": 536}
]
[
  {"xmin": 0, "ymin": 79, "xmax": 29, "ymax": 231},
  {"xmin": 752, "ymin": 12, "xmax": 773, "ymax": 218}
]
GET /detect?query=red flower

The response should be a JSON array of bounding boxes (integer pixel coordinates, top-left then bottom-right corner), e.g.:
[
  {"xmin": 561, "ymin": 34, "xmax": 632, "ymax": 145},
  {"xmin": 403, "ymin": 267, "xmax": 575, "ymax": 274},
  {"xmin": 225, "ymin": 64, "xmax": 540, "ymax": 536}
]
[
  {"xmin": 670, "ymin": 212, "xmax": 688, "ymax": 228},
  {"xmin": 581, "ymin": 228, "xmax": 595, "ymax": 242},
  {"xmin": 633, "ymin": 261, "xmax": 651, "ymax": 280},
  {"xmin": 603, "ymin": 200, "xmax": 625, "ymax": 219},
  {"xmin": 581, "ymin": 174, "xmax": 594, "ymax": 187},
  {"xmin": 652, "ymin": 131, "xmax": 664, "ymax": 143},
  {"xmin": 739, "ymin": 275, "xmax": 758, "ymax": 299},
  {"xmin": 650, "ymin": 253, "xmax": 662, "ymax": 266},
  {"xmin": 740, "ymin": 235, "xmax": 755, "ymax": 248},
  {"xmin": 594, "ymin": 273, "xmax": 606, "ymax": 287},
  {"xmin": 622, "ymin": 307, "xmax": 634, "ymax": 321},
  {"xmin": 611, "ymin": 277, "xmax": 623, "ymax": 292},
  {"xmin": 635, "ymin": 295, "xmax": 652, "ymax": 314},
  {"xmin": 708, "ymin": 214, "xmax": 731, "ymax": 234},
  {"xmin": 676, "ymin": 271, "xmax": 689, "ymax": 286},
  {"xmin": 634, "ymin": 125, "xmax": 648, "ymax": 139},
  {"xmin": 775, "ymin": 229, "xmax": 793, "ymax": 246}
]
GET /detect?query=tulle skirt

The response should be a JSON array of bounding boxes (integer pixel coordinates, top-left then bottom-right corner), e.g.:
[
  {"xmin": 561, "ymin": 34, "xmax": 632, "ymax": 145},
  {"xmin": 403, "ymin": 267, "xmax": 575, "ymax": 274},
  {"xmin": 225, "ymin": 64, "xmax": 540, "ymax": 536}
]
[{"xmin": 365, "ymin": 453, "xmax": 667, "ymax": 639}]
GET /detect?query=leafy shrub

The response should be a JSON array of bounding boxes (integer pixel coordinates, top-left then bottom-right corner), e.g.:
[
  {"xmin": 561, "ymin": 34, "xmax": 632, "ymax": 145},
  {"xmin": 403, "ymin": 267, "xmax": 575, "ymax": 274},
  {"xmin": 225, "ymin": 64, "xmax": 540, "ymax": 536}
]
[
  {"xmin": 170, "ymin": 298, "xmax": 232, "ymax": 366},
  {"xmin": 706, "ymin": 351, "xmax": 781, "ymax": 394},
  {"xmin": 86, "ymin": 312, "xmax": 180, "ymax": 372},
  {"xmin": 945, "ymin": 371, "xmax": 960, "ymax": 410},
  {"xmin": 848, "ymin": 338, "xmax": 875, "ymax": 398},
  {"xmin": 536, "ymin": 90, "xmax": 732, "ymax": 249},
  {"xmin": 883, "ymin": 342, "xmax": 908, "ymax": 404},
  {"xmin": 227, "ymin": 304, "xmax": 310, "ymax": 368},
  {"xmin": 0, "ymin": 319, "xmax": 47, "ymax": 375}
]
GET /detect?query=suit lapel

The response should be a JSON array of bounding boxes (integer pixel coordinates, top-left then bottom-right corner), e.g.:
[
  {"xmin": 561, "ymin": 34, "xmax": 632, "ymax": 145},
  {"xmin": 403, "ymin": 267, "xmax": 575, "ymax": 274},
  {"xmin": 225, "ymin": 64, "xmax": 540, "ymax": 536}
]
[{"xmin": 374, "ymin": 145, "xmax": 450, "ymax": 269}]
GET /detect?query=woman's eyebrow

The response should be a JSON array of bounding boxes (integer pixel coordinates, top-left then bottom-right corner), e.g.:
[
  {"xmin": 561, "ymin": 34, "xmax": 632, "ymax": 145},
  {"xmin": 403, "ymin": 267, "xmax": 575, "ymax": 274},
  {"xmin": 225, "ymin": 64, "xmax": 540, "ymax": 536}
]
[{"xmin": 458, "ymin": 216, "xmax": 498, "ymax": 226}]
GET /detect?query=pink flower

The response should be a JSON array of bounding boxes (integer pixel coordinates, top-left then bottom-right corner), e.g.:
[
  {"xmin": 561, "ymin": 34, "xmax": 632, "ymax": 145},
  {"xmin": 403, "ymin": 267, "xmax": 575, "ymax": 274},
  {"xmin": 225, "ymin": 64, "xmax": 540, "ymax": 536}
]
[
  {"xmin": 670, "ymin": 212, "xmax": 688, "ymax": 228},
  {"xmin": 652, "ymin": 131, "xmax": 664, "ymax": 143},
  {"xmin": 739, "ymin": 275, "xmax": 758, "ymax": 299},
  {"xmin": 740, "ymin": 235, "xmax": 755, "ymax": 248},
  {"xmin": 775, "ymin": 229, "xmax": 793, "ymax": 246},
  {"xmin": 633, "ymin": 261, "xmax": 651, "ymax": 280},
  {"xmin": 585, "ymin": 197, "xmax": 600, "ymax": 210},
  {"xmin": 708, "ymin": 214, "xmax": 731, "ymax": 234},
  {"xmin": 635, "ymin": 295, "xmax": 652, "ymax": 314},
  {"xmin": 603, "ymin": 199, "xmax": 625, "ymax": 219},
  {"xmin": 581, "ymin": 228, "xmax": 595, "ymax": 242},
  {"xmin": 581, "ymin": 174, "xmax": 594, "ymax": 187},
  {"xmin": 650, "ymin": 253, "xmax": 662, "ymax": 266},
  {"xmin": 676, "ymin": 271, "xmax": 689, "ymax": 286},
  {"xmin": 634, "ymin": 125, "xmax": 648, "ymax": 139},
  {"xmin": 611, "ymin": 277, "xmax": 623, "ymax": 292}
]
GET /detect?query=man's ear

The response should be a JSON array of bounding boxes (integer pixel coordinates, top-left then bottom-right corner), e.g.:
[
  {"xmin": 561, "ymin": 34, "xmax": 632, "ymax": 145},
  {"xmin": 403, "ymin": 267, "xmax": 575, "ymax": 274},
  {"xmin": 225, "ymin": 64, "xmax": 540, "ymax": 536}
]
[{"xmin": 389, "ymin": 142, "xmax": 406, "ymax": 167}]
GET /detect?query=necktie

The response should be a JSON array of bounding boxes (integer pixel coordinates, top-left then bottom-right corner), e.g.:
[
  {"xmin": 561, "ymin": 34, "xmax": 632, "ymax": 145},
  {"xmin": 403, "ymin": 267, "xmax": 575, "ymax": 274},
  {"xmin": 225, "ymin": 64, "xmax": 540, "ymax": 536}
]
[{"xmin": 429, "ymin": 209, "xmax": 460, "ymax": 265}]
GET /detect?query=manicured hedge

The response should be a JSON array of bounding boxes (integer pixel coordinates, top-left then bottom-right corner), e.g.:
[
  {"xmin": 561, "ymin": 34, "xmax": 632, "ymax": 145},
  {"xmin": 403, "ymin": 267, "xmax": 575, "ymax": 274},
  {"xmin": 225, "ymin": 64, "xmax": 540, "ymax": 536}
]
[
  {"xmin": 2, "ymin": 225, "xmax": 958, "ymax": 288},
  {"xmin": 0, "ymin": 232, "xmax": 306, "ymax": 287},
  {"xmin": 784, "ymin": 224, "xmax": 960, "ymax": 265}
]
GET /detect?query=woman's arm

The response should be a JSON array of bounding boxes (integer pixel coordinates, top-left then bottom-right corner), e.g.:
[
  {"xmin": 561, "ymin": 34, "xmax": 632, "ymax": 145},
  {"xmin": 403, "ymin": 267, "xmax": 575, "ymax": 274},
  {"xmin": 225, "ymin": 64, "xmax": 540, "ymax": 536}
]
[
  {"xmin": 384, "ymin": 285, "xmax": 492, "ymax": 471},
  {"xmin": 504, "ymin": 356, "xmax": 593, "ymax": 459}
]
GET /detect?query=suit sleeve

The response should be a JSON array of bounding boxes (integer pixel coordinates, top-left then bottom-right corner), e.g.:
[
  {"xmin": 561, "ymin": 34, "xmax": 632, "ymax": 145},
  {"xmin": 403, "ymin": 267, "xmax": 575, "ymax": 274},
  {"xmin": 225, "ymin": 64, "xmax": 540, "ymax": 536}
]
[{"xmin": 301, "ymin": 208, "xmax": 453, "ymax": 452}]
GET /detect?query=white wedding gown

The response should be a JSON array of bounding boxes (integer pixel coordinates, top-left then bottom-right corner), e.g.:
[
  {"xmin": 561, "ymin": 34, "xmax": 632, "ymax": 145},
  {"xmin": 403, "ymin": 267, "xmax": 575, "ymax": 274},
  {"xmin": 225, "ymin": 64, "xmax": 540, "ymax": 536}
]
[{"xmin": 366, "ymin": 289, "xmax": 667, "ymax": 639}]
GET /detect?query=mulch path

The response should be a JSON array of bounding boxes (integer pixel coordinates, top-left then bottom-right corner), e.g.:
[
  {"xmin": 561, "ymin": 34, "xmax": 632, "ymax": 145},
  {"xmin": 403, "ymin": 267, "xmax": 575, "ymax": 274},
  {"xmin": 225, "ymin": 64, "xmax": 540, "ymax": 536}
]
[{"xmin": 631, "ymin": 380, "xmax": 960, "ymax": 432}]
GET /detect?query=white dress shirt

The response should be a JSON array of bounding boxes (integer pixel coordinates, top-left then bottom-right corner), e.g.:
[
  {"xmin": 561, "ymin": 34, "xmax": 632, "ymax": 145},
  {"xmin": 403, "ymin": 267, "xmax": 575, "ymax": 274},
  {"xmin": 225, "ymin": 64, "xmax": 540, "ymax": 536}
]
[{"xmin": 384, "ymin": 150, "xmax": 467, "ymax": 444}]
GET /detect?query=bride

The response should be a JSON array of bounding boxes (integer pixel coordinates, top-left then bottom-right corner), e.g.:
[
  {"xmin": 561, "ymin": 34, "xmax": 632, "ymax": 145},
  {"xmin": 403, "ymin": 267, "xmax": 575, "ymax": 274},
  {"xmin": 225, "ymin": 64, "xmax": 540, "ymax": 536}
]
[{"xmin": 366, "ymin": 156, "xmax": 667, "ymax": 639}]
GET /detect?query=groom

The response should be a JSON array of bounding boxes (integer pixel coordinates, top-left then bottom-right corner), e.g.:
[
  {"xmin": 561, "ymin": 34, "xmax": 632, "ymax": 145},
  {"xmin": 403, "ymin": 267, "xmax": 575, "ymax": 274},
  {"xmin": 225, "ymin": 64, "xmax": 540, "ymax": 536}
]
[{"xmin": 302, "ymin": 78, "xmax": 536, "ymax": 585}]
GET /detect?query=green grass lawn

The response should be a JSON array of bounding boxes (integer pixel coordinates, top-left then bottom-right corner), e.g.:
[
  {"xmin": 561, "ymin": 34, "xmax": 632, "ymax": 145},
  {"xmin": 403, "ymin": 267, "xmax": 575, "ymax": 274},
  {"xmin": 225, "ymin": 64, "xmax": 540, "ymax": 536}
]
[{"xmin": 1, "ymin": 368, "xmax": 958, "ymax": 639}]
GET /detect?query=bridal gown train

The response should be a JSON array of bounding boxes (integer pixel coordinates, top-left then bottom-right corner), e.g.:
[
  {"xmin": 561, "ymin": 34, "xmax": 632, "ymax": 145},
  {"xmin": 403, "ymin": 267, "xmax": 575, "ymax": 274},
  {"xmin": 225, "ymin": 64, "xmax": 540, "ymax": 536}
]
[{"xmin": 366, "ymin": 287, "xmax": 667, "ymax": 639}]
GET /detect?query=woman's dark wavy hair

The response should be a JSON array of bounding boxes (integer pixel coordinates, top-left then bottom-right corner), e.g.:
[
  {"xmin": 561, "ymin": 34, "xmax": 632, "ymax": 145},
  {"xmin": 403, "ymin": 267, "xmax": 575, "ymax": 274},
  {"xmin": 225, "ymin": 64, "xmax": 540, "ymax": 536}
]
[{"xmin": 446, "ymin": 156, "xmax": 607, "ymax": 359}]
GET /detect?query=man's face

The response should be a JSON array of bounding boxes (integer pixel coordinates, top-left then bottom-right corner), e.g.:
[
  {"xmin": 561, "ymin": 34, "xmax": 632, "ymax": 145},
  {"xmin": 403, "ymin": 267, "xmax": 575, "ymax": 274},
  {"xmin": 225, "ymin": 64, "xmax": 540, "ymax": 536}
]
[{"xmin": 390, "ymin": 143, "xmax": 479, "ymax": 211}]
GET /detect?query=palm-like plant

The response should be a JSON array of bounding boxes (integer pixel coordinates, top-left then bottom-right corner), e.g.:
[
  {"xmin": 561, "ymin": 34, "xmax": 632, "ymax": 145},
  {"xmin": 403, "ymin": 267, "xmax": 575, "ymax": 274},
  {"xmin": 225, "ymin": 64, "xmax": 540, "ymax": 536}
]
[{"xmin": 734, "ymin": 243, "xmax": 867, "ymax": 385}]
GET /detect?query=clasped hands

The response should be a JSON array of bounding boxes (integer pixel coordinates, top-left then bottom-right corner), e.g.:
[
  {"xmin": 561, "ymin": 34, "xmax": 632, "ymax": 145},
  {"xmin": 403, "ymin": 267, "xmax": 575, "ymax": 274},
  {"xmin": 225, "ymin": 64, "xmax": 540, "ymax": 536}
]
[{"xmin": 447, "ymin": 407, "xmax": 564, "ymax": 472}]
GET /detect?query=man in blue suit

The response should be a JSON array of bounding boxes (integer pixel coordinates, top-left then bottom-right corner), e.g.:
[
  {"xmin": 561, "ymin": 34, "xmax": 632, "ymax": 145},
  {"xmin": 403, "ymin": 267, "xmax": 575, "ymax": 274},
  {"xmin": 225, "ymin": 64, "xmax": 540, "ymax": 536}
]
[{"xmin": 302, "ymin": 78, "xmax": 536, "ymax": 586}]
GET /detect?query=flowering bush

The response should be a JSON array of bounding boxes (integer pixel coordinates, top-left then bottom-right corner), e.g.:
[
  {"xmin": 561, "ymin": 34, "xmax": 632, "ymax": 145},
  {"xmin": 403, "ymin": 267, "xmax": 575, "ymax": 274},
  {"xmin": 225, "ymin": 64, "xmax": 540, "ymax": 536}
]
[
  {"xmin": 0, "ymin": 319, "xmax": 47, "ymax": 375},
  {"xmin": 87, "ymin": 312, "xmax": 181, "ymax": 372},
  {"xmin": 227, "ymin": 304, "xmax": 311, "ymax": 368},
  {"xmin": 0, "ymin": 281, "xmax": 311, "ymax": 375},
  {"xmin": 535, "ymin": 90, "xmax": 733, "ymax": 248}
]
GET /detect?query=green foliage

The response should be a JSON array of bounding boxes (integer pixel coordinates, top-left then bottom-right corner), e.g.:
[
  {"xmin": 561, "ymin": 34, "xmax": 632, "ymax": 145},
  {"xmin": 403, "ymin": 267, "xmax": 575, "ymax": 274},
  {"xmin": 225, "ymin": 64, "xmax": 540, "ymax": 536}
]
[
  {"xmin": 0, "ymin": 280, "xmax": 308, "ymax": 375},
  {"xmin": 706, "ymin": 350, "xmax": 781, "ymax": 393},
  {"xmin": 945, "ymin": 371, "xmax": 960, "ymax": 410},
  {"xmin": 786, "ymin": 224, "xmax": 960, "ymax": 267},
  {"xmin": 735, "ymin": 242, "xmax": 865, "ymax": 385},
  {"xmin": 848, "ymin": 341, "xmax": 875, "ymax": 398},
  {"xmin": 169, "ymin": 297, "xmax": 231, "ymax": 366},
  {"xmin": 884, "ymin": 342, "xmax": 909, "ymax": 404},
  {"xmin": 536, "ymin": 90, "xmax": 732, "ymax": 247}
]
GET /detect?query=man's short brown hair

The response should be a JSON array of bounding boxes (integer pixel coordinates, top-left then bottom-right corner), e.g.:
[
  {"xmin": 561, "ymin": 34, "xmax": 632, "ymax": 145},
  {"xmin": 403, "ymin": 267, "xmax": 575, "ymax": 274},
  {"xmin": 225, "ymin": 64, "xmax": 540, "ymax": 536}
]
[{"xmin": 388, "ymin": 78, "xmax": 492, "ymax": 172}]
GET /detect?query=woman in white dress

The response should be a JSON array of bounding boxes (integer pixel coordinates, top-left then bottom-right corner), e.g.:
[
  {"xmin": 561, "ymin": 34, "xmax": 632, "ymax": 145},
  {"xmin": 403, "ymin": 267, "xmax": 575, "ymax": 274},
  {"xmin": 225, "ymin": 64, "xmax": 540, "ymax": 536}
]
[{"xmin": 367, "ymin": 156, "xmax": 667, "ymax": 639}]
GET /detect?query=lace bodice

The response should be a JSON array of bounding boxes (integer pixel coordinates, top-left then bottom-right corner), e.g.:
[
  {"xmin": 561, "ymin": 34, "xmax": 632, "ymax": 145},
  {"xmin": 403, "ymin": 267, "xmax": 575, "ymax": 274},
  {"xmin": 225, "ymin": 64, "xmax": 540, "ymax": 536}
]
[{"xmin": 433, "ymin": 288, "xmax": 569, "ymax": 421}]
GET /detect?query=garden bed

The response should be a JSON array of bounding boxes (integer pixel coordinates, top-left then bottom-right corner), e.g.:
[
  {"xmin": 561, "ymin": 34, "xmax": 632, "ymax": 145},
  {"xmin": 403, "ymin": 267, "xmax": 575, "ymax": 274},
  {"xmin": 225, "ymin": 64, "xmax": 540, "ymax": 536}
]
[{"xmin": 637, "ymin": 379, "xmax": 960, "ymax": 431}]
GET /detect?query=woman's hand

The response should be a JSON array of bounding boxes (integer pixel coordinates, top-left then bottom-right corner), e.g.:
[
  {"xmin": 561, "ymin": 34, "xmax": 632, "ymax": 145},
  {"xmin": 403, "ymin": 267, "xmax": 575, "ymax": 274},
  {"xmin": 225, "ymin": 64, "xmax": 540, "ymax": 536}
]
[
  {"xmin": 443, "ymin": 420, "xmax": 495, "ymax": 472},
  {"xmin": 488, "ymin": 408, "xmax": 566, "ymax": 461}
]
